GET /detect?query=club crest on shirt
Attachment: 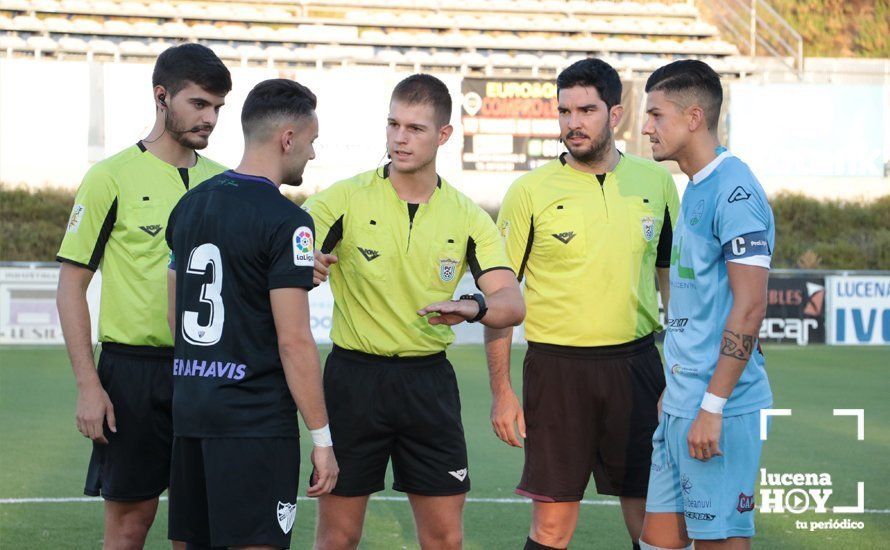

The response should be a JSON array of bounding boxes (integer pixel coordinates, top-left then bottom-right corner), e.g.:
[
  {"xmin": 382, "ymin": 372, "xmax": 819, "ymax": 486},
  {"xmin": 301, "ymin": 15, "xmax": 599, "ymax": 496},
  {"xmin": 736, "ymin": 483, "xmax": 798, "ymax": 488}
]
[
  {"xmin": 439, "ymin": 257, "xmax": 459, "ymax": 282},
  {"xmin": 689, "ymin": 200, "xmax": 705, "ymax": 226},
  {"xmin": 292, "ymin": 226, "xmax": 314, "ymax": 267},
  {"xmin": 67, "ymin": 204, "xmax": 85, "ymax": 233},
  {"xmin": 276, "ymin": 501, "xmax": 296, "ymax": 534},
  {"xmin": 641, "ymin": 216, "xmax": 655, "ymax": 241}
]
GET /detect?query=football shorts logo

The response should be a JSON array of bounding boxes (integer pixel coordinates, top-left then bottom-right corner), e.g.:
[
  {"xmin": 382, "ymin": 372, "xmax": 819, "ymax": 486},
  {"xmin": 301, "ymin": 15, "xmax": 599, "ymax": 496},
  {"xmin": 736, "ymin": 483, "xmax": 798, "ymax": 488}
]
[
  {"xmin": 681, "ymin": 474, "xmax": 692, "ymax": 495},
  {"xmin": 293, "ymin": 226, "xmax": 314, "ymax": 267},
  {"xmin": 727, "ymin": 186, "xmax": 752, "ymax": 203},
  {"xmin": 67, "ymin": 204, "xmax": 85, "ymax": 233},
  {"xmin": 641, "ymin": 216, "xmax": 655, "ymax": 241},
  {"xmin": 737, "ymin": 493, "xmax": 755, "ymax": 513},
  {"xmin": 358, "ymin": 247, "xmax": 381, "ymax": 262},
  {"xmin": 448, "ymin": 468, "xmax": 468, "ymax": 482},
  {"xmin": 139, "ymin": 224, "xmax": 162, "ymax": 237},
  {"xmin": 439, "ymin": 258, "xmax": 459, "ymax": 282},
  {"xmin": 276, "ymin": 501, "xmax": 296, "ymax": 534},
  {"xmin": 552, "ymin": 231, "xmax": 576, "ymax": 244}
]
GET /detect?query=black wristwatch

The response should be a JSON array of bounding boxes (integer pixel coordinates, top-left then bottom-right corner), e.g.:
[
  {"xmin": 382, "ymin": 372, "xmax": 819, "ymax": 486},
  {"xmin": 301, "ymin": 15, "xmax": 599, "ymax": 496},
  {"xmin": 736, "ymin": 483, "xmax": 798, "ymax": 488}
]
[{"xmin": 459, "ymin": 293, "xmax": 488, "ymax": 323}]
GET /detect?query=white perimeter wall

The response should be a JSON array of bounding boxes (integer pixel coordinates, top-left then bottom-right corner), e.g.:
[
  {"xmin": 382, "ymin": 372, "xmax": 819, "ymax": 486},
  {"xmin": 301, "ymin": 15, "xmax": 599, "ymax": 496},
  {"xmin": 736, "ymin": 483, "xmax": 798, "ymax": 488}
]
[{"xmin": 1, "ymin": 59, "xmax": 888, "ymax": 204}]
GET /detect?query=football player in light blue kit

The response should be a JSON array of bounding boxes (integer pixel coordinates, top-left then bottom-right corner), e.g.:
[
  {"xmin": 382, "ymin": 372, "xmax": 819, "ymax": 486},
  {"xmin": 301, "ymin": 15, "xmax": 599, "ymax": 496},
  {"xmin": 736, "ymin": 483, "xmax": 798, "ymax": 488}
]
[{"xmin": 638, "ymin": 60, "xmax": 774, "ymax": 550}]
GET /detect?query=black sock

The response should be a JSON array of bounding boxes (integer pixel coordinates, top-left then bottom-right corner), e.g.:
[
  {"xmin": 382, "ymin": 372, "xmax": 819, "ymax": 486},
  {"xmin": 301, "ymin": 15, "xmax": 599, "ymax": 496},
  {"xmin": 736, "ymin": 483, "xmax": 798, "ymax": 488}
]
[{"xmin": 525, "ymin": 536, "xmax": 566, "ymax": 550}]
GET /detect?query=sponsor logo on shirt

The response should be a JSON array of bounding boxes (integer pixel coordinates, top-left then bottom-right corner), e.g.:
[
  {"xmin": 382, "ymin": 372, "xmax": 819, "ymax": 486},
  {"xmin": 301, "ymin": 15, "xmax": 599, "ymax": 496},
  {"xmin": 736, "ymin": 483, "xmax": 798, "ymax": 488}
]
[
  {"xmin": 173, "ymin": 358, "xmax": 247, "ymax": 380},
  {"xmin": 293, "ymin": 226, "xmax": 314, "ymax": 267},
  {"xmin": 670, "ymin": 364, "xmax": 698, "ymax": 376},
  {"xmin": 551, "ymin": 231, "xmax": 576, "ymax": 244},
  {"xmin": 642, "ymin": 216, "xmax": 655, "ymax": 241},
  {"xmin": 667, "ymin": 318, "xmax": 689, "ymax": 332},
  {"xmin": 67, "ymin": 204, "xmax": 85, "ymax": 233},
  {"xmin": 689, "ymin": 200, "xmax": 705, "ymax": 226},
  {"xmin": 139, "ymin": 224, "xmax": 163, "ymax": 237},
  {"xmin": 357, "ymin": 247, "xmax": 381, "ymax": 262},
  {"xmin": 439, "ymin": 257, "xmax": 459, "ymax": 282},
  {"xmin": 277, "ymin": 501, "xmax": 296, "ymax": 534},
  {"xmin": 727, "ymin": 186, "xmax": 752, "ymax": 203}
]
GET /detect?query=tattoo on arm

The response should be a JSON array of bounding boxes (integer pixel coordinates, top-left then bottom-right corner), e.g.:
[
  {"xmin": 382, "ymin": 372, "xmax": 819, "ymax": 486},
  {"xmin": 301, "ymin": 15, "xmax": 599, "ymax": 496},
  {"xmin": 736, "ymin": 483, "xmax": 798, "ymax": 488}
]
[{"xmin": 720, "ymin": 330, "xmax": 755, "ymax": 360}]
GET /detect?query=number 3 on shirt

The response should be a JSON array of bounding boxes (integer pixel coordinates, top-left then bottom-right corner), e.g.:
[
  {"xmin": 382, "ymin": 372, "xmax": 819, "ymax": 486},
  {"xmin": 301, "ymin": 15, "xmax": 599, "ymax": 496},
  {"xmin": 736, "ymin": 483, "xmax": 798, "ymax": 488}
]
[{"xmin": 182, "ymin": 243, "xmax": 225, "ymax": 346}]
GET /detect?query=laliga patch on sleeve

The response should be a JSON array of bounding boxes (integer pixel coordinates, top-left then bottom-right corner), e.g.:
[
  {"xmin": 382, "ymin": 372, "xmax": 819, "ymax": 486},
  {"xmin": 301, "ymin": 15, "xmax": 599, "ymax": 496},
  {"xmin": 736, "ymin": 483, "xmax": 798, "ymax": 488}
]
[
  {"xmin": 67, "ymin": 204, "xmax": 85, "ymax": 233},
  {"xmin": 292, "ymin": 226, "xmax": 314, "ymax": 266},
  {"xmin": 723, "ymin": 230, "xmax": 771, "ymax": 260}
]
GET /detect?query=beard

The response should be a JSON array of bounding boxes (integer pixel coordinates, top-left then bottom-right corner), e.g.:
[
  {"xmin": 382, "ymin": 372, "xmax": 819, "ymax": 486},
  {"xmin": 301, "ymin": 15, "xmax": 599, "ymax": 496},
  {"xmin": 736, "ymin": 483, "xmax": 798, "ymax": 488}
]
[
  {"xmin": 563, "ymin": 122, "xmax": 612, "ymax": 165},
  {"xmin": 166, "ymin": 110, "xmax": 212, "ymax": 150}
]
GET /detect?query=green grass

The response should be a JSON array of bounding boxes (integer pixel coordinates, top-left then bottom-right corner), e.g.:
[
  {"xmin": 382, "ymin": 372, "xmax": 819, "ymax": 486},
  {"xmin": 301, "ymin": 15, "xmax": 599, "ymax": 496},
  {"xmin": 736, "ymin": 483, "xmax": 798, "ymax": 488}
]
[{"xmin": 1, "ymin": 345, "xmax": 888, "ymax": 549}]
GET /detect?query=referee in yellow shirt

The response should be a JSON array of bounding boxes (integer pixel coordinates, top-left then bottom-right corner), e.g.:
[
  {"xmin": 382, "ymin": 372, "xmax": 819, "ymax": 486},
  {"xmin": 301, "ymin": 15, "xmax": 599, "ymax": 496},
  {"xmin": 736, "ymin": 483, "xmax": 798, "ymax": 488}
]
[
  {"xmin": 305, "ymin": 74, "xmax": 524, "ymax": 550},
  {"xmin": 485, "ymin": 58, "xmax": 679, "ymax": 550},
  {"xmin": 56, "ymin": 44, "xmax": 230, "ymax": 548}
]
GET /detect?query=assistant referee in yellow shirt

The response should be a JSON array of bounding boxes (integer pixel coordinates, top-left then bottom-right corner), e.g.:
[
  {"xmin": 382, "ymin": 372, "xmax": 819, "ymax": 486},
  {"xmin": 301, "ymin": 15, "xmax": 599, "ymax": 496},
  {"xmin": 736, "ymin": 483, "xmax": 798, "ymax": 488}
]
[
  {"xmin": 56, "ymin": 44, "xmax": 230, "ymax": 548},
  {"xmin": 485, "ymin": 58, "xmax": 679, "ymax": 550},
  {"xmin": 305, "ymin": 74, "xmax": 524, "ymax": 550}
]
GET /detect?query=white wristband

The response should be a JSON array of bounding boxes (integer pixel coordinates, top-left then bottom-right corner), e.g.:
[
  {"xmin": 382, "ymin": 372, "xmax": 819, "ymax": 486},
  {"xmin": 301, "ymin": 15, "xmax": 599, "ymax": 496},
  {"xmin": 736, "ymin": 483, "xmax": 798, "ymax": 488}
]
[
  {"xmin": 310, "ymin": 424, "xmax": 333, "ymax": 447},
  {"xmin": 700, "ymin": 392, "xmax": 727, "ymax": 414}
]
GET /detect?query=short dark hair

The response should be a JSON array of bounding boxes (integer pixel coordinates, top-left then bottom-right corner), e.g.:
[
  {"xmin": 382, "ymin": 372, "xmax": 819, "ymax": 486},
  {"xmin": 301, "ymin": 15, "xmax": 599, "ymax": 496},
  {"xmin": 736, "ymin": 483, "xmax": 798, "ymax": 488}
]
[
  {"xmin": 556, "ymin": 58, "xmax": 622, "ymax": 110},
  {"xmin": 241, "ymin": 79, "xmax": 317, "ymax": 141},
  {"xmin": 645, "ymin": 60, "xmax": 723, "ymax": 132},
  {"xmin": 391, "ymin": 74, "xmax": 452, "ymax": 127},
  {"xmin": 152, "ymin": 43, "xmax": 232, "ymax": 97}
]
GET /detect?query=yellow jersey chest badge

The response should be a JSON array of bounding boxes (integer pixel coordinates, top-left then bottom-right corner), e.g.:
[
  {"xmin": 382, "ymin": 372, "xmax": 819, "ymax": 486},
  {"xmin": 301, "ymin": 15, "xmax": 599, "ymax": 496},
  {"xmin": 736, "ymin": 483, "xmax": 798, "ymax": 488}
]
[
  {"xmin": 439, "ymin": 257, "xmax": 459, "ymax": 282},
  {"xmin": 642, "ymin": 217, "xmax": 656, "ymax": 241}
]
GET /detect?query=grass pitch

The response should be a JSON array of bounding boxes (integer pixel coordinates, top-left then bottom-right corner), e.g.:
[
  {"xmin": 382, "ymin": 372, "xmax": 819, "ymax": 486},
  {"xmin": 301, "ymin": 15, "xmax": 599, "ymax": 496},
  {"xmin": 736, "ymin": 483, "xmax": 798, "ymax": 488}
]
[{"xmin": 1, "ymin": 344, "xmax": 887, "ymax": 549}]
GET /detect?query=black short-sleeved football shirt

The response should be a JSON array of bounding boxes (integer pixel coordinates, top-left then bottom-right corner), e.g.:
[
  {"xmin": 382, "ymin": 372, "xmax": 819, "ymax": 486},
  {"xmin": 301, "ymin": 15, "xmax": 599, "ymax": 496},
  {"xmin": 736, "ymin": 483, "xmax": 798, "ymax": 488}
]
[{"xmin": 166, "ymin": 170, "xmax": 315, "ymax": 438}]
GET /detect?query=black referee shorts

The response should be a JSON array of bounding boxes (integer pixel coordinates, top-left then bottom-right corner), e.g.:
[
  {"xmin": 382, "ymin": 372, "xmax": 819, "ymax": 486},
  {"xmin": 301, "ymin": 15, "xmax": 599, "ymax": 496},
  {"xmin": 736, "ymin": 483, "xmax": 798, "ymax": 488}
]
[
  {"xmin": 323, "ymin": 346, "xmax": 470, "ymax": 497},
  {"xmin": 517, "ymin": 334, "xmax": 665, "ymax": 501},
  {"xmin": 84, "ymin": 343, "xmax": 173, "ymax": 501}
]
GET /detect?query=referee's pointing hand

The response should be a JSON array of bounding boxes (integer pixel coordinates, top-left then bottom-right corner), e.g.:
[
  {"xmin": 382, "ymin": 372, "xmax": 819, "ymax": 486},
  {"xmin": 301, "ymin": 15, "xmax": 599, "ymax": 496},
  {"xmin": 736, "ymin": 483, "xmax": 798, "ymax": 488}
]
[{"xmin": 417, "ymin": 299, "xmax": 479, "ymax": 326}]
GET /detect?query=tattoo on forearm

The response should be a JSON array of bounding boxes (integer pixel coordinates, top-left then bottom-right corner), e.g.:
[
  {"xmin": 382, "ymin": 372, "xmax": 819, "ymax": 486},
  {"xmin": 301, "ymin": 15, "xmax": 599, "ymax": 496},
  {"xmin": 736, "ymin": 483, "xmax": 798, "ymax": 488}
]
[{"xmin": 720, "ymin": 330, "xmax": 755, "ymax": 360}]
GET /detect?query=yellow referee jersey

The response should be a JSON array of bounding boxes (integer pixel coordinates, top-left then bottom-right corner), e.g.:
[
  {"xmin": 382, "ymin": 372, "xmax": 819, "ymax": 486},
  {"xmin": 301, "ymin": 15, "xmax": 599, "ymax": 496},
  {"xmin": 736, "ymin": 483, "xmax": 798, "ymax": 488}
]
[
  {"xmin": 57, "ymin": 142, "xmax": 226, "ymax": 347},
  {"xmin": 304, "ymin": 165, "xmax": 512, "ymax": 357},
  {"xmin": 498, "ymin": 153, "xmax": 679, "ymax": 347}
]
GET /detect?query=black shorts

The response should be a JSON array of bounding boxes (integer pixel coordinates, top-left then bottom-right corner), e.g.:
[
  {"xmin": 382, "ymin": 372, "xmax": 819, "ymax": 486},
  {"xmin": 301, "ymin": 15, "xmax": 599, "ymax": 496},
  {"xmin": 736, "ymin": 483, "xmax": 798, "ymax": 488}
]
[
  {"xmin": 84, "ymin": 343, "xmax": 173, "ymax": 501},
  {"xmin": 517, "ymin": 334, "xmax": 665, "ymax": 501},
  {"xmin": 168, "ymin": 437, "xmax": 300, "ymax": 549},
  {"xmin": 323, "ymin": 345, "xmax": 470, "ymax": 497}
]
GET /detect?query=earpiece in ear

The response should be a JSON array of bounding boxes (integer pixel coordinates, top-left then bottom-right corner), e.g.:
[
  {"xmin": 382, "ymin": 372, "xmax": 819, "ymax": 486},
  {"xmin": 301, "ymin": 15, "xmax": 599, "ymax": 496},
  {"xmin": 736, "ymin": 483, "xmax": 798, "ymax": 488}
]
[{"xmin": 158, "ymin": 93, "xmax": 166, "ymax": 107}]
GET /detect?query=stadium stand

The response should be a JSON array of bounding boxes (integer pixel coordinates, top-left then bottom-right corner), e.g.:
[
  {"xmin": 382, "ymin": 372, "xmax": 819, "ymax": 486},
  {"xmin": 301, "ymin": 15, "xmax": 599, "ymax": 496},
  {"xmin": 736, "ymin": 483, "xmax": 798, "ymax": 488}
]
[{"xmin": 0, "ymin": 0, "xmax": 756, "ymax": 76}]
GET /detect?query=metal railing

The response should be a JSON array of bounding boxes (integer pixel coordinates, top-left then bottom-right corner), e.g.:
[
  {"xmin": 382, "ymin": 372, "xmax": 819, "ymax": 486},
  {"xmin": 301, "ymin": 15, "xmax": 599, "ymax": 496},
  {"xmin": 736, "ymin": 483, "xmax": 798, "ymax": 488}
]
[{"xmin": 698, "ymin": 0, "xmax": 804, "ymax": 78}]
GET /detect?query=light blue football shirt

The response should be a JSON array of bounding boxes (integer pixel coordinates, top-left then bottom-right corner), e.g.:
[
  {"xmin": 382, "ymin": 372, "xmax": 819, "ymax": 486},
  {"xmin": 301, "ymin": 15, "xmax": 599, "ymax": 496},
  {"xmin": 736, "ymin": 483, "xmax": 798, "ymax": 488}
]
[{"xmin": 662, "ymin": 149, "xmax": 774, "ymax": 419}]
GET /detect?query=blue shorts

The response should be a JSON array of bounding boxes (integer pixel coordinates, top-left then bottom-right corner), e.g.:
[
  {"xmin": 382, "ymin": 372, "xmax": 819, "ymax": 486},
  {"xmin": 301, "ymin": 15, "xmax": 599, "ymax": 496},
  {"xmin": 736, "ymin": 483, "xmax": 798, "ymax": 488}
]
[{"xmin": 645, "ymin": 411, "xmax": 763, "ymax": 540}]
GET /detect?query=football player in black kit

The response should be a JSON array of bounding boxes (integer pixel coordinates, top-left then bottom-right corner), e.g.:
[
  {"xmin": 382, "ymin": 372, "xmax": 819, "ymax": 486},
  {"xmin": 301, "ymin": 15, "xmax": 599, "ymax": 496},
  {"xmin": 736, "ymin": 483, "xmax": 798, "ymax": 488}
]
[{"xmin": 165, "ymin": 78, "xmax": 337, "ymax": 549}]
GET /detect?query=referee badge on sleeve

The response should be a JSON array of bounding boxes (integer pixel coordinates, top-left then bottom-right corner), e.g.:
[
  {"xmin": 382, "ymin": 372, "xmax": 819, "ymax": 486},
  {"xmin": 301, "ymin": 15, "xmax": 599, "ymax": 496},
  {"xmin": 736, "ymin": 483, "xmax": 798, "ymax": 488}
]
[
  {"xmin": 292, "ymin": 226, "xmax": 314, "ymax": 266},
  {"xmin": 67, "ymin": 204, "xmax": 85, "ymax": 233},
  {"xmin": 641, "ymin": 216, "xmax": 655, "ymax": 242}
]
